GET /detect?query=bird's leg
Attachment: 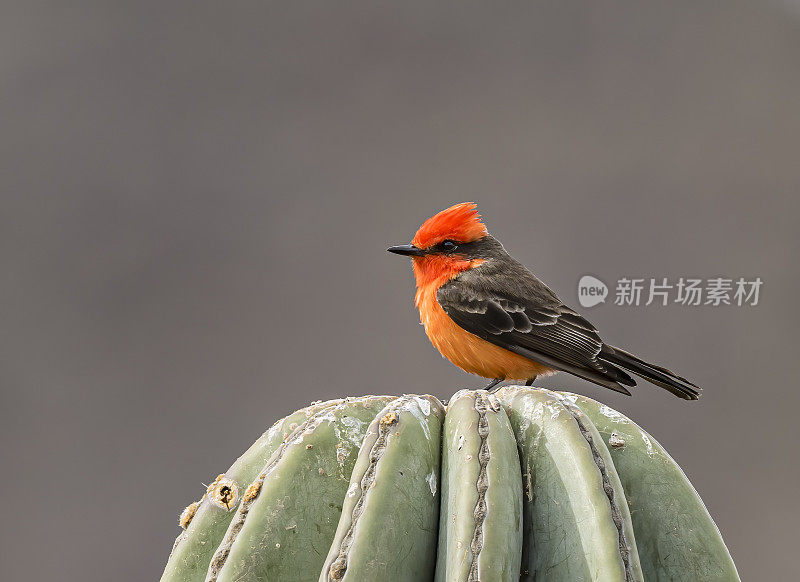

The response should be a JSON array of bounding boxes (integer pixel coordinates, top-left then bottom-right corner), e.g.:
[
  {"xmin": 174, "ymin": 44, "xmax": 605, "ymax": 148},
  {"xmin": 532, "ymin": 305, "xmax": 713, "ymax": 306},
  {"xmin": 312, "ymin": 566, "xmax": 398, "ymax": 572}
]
[
  {"xmin": 483, "ymin": 378, "xmax": 503, "ymax": 392},
  {"xmin": 525, "ymin": 376, "xmax": 537, "ymax": 386}
]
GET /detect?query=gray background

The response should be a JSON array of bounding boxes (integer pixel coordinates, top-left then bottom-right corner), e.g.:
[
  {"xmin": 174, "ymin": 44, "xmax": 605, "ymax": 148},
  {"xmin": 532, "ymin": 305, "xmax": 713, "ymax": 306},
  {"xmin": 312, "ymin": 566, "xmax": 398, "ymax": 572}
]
[{"xmin": 2, "ymin": 1, "xmax": 798, "ymax": 580}]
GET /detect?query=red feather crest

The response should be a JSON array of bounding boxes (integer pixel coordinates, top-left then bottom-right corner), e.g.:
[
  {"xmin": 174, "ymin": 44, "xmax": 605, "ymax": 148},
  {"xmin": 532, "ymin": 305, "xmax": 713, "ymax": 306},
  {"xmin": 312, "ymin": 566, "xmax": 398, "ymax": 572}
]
[{"xmin": 412, "ymin": 202, "xmax": 488, "ymax": 248}]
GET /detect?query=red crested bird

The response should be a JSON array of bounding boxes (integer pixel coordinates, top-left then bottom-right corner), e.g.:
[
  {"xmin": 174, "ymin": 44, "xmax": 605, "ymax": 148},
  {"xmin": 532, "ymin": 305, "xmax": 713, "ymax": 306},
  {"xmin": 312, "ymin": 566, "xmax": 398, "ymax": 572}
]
[{"xmin": 388, "ymin": 202, "xmax": 700, "ymax": 400}]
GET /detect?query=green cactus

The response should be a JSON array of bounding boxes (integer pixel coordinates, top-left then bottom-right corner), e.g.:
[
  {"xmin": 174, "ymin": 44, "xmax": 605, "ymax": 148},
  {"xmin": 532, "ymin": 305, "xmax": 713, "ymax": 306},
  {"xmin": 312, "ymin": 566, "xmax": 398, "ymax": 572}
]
[
  {"xmin": 321, "ymin": 395, "xmax": 445, "ymax": 581},
  {"xmin": 162, "ymin": 388, "xmax": 739, "ymax": 582},
  {"xmin": 436, "ymin": 389, "xmax": 522, "ymax": 582},
  {"xmin": 162, "ymin": 398, "xmax": 347, "ymax": 582},
  {"xmin": 557, "ymin": 391, "xmax": 739, "ymax": 582},
  {"xmin": 206, "ymin": 396, "xmax": 395, "ymax": 582},
  {"xmin": 497, "ymin": 386, "xmax": 644, "ymax": 582}
]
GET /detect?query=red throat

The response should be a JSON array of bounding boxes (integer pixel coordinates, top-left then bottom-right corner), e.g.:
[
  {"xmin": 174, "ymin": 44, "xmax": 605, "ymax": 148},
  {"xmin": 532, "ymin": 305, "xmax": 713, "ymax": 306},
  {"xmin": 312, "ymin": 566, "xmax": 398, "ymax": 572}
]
[{"xmin": 413, "ymin": 255, "xmax": 484, "ymax": 307}]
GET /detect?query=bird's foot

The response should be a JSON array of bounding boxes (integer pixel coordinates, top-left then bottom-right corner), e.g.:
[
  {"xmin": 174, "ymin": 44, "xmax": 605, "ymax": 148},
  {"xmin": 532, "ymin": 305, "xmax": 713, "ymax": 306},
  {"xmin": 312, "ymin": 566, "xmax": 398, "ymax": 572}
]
[{"xmin": 483, "ymin": 378, "xmax": 503, "ymax": 392}]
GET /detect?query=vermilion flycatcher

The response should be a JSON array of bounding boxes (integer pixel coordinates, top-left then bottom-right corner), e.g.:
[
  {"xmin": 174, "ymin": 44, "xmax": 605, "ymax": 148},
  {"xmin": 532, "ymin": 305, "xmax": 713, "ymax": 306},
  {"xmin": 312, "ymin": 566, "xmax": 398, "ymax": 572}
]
[{"xmin": 388, "ymin": 202, "xmax": 700, "ymax": 400}]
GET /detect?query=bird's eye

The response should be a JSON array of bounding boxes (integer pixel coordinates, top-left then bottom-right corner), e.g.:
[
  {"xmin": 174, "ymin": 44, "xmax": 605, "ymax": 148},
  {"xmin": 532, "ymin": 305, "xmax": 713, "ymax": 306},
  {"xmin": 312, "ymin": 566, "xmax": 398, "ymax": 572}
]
[{"xmin": 440, "ymin": 240, "xmax": 458, "ymax": 252}]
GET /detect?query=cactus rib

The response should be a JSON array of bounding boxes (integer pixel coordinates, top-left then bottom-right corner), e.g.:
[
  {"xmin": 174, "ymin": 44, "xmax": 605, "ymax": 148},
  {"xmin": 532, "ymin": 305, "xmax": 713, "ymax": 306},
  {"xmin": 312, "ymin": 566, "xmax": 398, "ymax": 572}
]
[
  {"xmin": 556, "ymin": 395, "xmax": 637, "ymax": 582},
  {"xmin": 206, "ymin": 396, "xmax": 393, "ymax": 582},
  {"xmin": 161, "ymin": 399, "xmax": 345, "ymax": 582},
  {"xmin": 205, "ymin": 407, "xmax": 328, "ymax": 581},
  {"xmin": 327, "ymin": 406, "xmax": 402, "ymax": 579},
  {"xmin": 497, "ymin": 386, "xmax": 644, "ymax": 582},
  {"xmin": 321, "ymin": 395, "xmax": 445, "ymax": 581},
  {"xmin": 435, "ymin": 389, "xmax": 523, "ymax": 582},
  {"xmin": 558, "ymin": 392, "xmax": 741, "ymax": 582}
]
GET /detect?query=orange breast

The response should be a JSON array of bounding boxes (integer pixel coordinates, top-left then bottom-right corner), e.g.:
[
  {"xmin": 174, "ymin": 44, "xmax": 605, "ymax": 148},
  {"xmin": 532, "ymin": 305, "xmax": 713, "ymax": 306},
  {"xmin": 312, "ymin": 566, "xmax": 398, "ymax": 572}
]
[{"xmin": 416, "ymin": 285, "xmax": 555, "ymax": 381}]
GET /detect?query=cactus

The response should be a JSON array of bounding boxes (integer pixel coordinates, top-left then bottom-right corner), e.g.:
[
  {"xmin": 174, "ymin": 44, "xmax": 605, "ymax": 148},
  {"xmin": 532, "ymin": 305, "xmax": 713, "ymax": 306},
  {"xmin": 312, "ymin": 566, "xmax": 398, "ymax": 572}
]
[
  {"xmin": 162, "ymin": 388, "xmax": 739, "ymax": 582},
  {"xmin": 321, "ymin": 395, "xmax": 445, "ymax": 581},
  {"xmin": 435, "ymin": 390, "xmax": 522, "ymax": 582},
  {"xmin": 557, "ymin": 391, "xmax": 739, "ymax": 582},
  {"xmin": 497, "ymin": 387, "xmax": 644, "ymax": 581},
  {"xmin": 162, "ymin": 398, "xmax": 347, "ymax": 582}
]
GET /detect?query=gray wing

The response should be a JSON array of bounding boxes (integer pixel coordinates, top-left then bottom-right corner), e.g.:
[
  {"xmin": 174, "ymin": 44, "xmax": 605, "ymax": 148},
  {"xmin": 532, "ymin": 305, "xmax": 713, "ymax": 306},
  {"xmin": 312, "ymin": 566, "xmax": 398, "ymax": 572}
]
[{"xmin": 437, "ymin": 268, "xmax": 636, "ymax": 393}]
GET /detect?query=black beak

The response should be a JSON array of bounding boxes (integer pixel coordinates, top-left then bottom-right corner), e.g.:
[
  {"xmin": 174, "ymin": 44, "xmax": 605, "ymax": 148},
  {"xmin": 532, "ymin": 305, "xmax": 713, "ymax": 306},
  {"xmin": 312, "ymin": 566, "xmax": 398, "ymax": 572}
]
[{"xmin": 387, "ymin": 244, "xmax": 426, "ymax": 257}]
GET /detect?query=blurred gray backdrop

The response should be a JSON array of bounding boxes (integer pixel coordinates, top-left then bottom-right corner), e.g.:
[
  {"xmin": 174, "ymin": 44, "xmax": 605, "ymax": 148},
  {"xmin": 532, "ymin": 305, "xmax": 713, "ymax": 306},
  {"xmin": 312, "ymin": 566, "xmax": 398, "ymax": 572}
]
[{"xmin": 2, "ymin": 1, "xmax": 798, "ymax": 580}]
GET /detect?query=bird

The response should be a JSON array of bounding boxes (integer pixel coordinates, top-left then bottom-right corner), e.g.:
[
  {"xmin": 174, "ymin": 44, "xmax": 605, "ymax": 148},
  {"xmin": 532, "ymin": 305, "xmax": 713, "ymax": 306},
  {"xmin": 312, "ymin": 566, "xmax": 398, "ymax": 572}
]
[{"xmin": 387, "ymin": 202, "xmax": 700, "ymax": 400}]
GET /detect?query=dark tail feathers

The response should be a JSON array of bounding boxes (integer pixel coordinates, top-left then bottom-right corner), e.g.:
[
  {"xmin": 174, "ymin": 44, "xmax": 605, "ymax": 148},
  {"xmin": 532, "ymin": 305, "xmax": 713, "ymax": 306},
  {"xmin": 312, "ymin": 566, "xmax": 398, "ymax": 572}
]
[{"xmin": 599, "ymin": 345, "xmax": 701, "ymax": 400}]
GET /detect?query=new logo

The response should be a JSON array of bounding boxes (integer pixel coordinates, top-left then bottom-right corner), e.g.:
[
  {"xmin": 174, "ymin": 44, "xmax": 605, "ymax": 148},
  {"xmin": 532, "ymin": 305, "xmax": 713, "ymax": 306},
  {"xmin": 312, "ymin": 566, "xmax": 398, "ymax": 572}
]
[{"xmin": 577, "ymin": 275, "xmax": 608, "ymax": 307}]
